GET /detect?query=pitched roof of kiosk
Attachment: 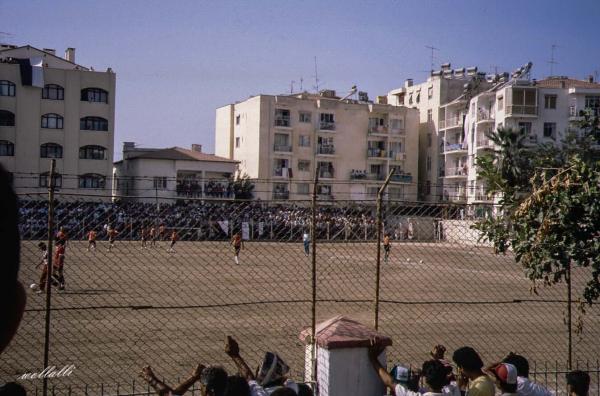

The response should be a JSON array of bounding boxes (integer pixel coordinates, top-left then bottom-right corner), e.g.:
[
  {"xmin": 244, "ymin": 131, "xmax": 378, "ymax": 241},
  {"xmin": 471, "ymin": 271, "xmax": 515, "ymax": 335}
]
[{"xmin": 299, "ymin": 315, "xmax": 392, "ymax": 350}]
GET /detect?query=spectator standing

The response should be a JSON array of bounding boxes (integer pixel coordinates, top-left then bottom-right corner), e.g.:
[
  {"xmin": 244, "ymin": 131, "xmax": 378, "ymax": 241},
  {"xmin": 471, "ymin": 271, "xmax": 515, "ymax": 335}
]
[
  {"xmin": 486, "ymin": 363, "xmax": 518, "ymax": 396},
  {"xmin": 501, "ymin": 353, "xmax": 552, "ymax": 396},
  {"xmin": 452, "ymin": 347, "xmax": 495, "ymax": 396},
  {"xmin": 567, "ymin": 371, "xmax": 590, "ymax": 396},
  {"xmin": 303, "ymin": 231, "xmax": 310, "ymax": 256}
]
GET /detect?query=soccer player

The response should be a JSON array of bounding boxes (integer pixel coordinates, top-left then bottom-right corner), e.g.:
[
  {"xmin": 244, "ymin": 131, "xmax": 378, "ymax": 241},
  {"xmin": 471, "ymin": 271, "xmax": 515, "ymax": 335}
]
[
  {"xmin": 149, "ymin": 226, "xmax": 157, "ymax": 247},
  {"xmin": 231, "ymin": 232, "xmax": 244, "ymax": 265},
  {"xmin": 140, "ymin": 226, "xmax": 147, "ymax": 249},
  {"xmin": 31, "ymin": 242, "xmax": 49, "ymax": 294},
  {"xmin": 53, "ymin": 243, "xmax": 66, "ymax": 291},
  {"xmin": 303, "ymin": 231, "xmax": 310, "ymax": 256},
  {"xmin": 167, "ymin": 230, "xmax": 178, "ymax": 253},
  {"xmin": 56, "ymin": 226, "xmax": 68, "ymax": 249},
  {"xmin": 107, "ymin": 227, "xmax": 119, "ymax": 252},
  {"xmin": 87, "ymin": 229, "xmax": 97, "ymax": 252},
  {"xmin": 159, "ymin": 224, "xmax": 166, "ymax": 242},
  {"xmin": 383, "ymin": 233, "xmax": 391, "ymax": 262}
]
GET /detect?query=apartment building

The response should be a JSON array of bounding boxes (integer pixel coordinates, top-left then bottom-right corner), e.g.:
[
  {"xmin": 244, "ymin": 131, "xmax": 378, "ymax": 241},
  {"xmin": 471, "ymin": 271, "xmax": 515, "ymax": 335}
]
[
  {"xmin": 463, "ymin": 67, "xmax": 600, "ymax": 209},
  {"xmin": 215, "ymin": 91, "xmax": 419, "ymax": 201},
  {"xmin": 113, "ymin": 142, "xmax": 238, "ymax": 203},
  {"xmin": 0, "ymin": 44, "xmax": 115, "ymax": 196},
  {"xmin": 387, "ymin": 64, "xmax": 491, "ymax": 203}
]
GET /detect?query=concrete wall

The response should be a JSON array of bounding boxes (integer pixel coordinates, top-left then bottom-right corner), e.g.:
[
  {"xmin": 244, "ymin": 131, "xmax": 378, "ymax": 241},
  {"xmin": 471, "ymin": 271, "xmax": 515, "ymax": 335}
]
[{"xmin": 440, "ymin": 220, "xmax": 490, "ymax": 246}]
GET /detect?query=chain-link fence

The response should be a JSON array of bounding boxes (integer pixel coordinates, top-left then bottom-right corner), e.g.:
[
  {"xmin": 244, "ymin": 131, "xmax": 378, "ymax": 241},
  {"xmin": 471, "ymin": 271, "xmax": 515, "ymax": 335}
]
[{"xmin": 2, "ymin": 189, "xmax": 600, "ymax": 395}]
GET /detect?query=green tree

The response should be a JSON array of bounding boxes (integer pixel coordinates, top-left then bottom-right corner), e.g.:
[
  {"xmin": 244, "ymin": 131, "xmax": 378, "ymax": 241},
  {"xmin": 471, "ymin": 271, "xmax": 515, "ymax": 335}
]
[{"xmin": 231, "ymin": 172, "xmax": 255, "ymax": 200}]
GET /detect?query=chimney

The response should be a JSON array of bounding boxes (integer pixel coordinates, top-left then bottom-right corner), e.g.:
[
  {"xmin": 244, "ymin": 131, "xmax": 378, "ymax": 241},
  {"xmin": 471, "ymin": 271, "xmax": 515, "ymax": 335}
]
[
  {"xmin": 43, "ymin": 48, "xmax": 56, "ymax": 56},
  {"xmin": 64, "ymin": 47, "xmax": 75, "ymax": 63},
  {"xmin": 191, "ymin": 144, "xmax": 202, "ymax": 152},
  {"xmin": 588, "ymin": 75, "xmax": 594, "ymax": 83},
  {"xmin": 405, "ymin": 79, "xmax": 413, "ymax": 88}
]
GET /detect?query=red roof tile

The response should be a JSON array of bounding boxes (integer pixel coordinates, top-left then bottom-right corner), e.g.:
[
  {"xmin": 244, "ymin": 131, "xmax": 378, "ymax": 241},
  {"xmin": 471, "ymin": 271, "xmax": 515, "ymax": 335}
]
[
  {"xmin": 299, "ymin": 315, "xmax": 393, "ymax": 350},
  {"xmin": 537, "ymin": 77, "xmax": 600, "ymax": 89}
]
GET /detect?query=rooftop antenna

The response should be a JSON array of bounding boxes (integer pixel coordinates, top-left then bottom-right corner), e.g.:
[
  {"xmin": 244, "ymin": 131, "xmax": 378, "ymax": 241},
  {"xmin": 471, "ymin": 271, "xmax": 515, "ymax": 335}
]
[
  {"xmin": 313, "ymin": 56, "xmax": 320, "ymax": 93},
  {"xmin": 290, "ymin": 80, "xmax": 296, "ymax": 94},
  {"xmin": 300, "ymin": 77, "xmax": 304, "ymax": 91},
  {"xmin": 425, "ymin": 45, "xmax": 439, "ymax": 71},
  {"xmin": 547, "ymin": 43, "xmax": 559, "ymax": 77}
]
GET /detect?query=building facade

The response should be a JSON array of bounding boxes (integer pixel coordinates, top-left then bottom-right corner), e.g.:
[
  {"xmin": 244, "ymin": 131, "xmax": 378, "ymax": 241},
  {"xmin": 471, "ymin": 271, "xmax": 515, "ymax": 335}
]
[
  {"xmin": 0, "ymin": 44, "xmax": 115, "ymax": 196},
  {"xmin": 113, "ymin": 143, "xmax": 239, "ymax": 203},
  {"xmin": 387, "ymin": 64, "xmax": 491, "ymax": 203},
  {"xmin": 215, "ymin": 91, "xmax": 419, "ymax": 201},
  {"xmin": 463, "ymin": 72, "xmax": 600, "ymax": 208}
]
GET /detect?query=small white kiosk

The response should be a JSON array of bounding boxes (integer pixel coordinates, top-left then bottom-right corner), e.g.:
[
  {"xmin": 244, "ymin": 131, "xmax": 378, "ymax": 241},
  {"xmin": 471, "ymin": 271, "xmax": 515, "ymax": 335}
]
[{"xmin": 299, "ymin": 315, "xmax": 392, "ymax": 396}]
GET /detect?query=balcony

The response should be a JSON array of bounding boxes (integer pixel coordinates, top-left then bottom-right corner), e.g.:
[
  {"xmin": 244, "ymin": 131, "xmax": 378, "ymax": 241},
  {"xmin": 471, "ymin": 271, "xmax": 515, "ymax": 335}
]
[
  {"xmin": 474, "ymin": 191, "xmax": 492, "ymax": 202},
  {"xmin": 477, "ymin": 111, "xmax": 495, "ymax": 123},
  {"xmin": 444, "ymin": 142, "xmax": 467, "ymax": 153},
  {"xmin": 390, "ymin": 174, "xmax": 413, "ymax": 183},
  {"xmin": 388, "ymin": 151, "xmax": 406, "ymax": 161},
  {"xmin": 367, "ymin": 148, "xmax": 388, "ymax": 158},
  {"xmin": 389, "ymin": 126, "xmax": 405, "ymax": 136},
  {"xmin": 318, "ymin": 170, "xmax": 335, "ymax": 179},
  {"xmin": 440, "ymin": 117, "xmax": 463, "ymax": 130},
  {"xmin": 475, "ymin": 136, "xmax": 494, "ymax": 149},
  {"xmin": 368, "ymin": 125, "xmax": 388, "ymax": 135},
  {"xmin": 506, "ymin": 105, "xmax": 538, "ymax": 116},
  {"xmin": 273, "ymin": 144, "xmax": 292, "ymax": 152},
  {"xmin": 570, "ymin": 106, "xmax": 600, "ymax": 121},
  {"xmin": 319, "ymin": 122, "xmax": 336, "ymax": 131},
  {"xmin": 445, "ymin": 166, "xmax": 468, "ymax": 178},
  {"xmin": 272, "ymin": 191, "xmax": 290, "ymax": 200},
  {"xmin": 316, "ymin": 145, "xmax": 335, "ymax": 155},
  {"xmin": 274, "ymin": 118, "xmax": 291, "ymax": 128}
]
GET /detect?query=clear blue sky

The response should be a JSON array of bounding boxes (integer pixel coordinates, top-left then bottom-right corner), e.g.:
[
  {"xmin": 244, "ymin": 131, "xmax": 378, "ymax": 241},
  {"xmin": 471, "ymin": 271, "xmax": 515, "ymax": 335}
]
[{"xmin": 2, "ymin": 0, "xmax": 599, "ymax": 158}]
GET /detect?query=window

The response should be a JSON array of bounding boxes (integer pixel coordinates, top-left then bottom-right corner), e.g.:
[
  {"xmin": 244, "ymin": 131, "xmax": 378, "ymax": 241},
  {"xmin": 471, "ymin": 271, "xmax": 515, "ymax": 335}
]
[
  {"xmin": 544, "ymin": 95, "xmax": 557, "ymax": 109},
  {"xmin": 79, "ymin": 174, "xmax": 105, "ymax": 189},
  {"xmin": 273, "ymin": 158, "xmax": 290, "ymax": 177},
  {"xmin": 0, "ymin": 110, "xmax": 15, "ymax": 126},
  {"xmin": 317, "ymin": 161, "xmax": 334, "ymax": 178},
  {"xmin": 79, "ymin": 145, "xmax": 107, "ymax": 160},
  {"xmin": 80, "ymin": 116, "xmax": 108, "ymax": 131},
  {"xmin": 426, "ymin": 180, "xmax": 431, "ymax": 195},
  {"xmin": 497, "ymin": 96, "xmax": 504, "ymax": 111},
  {"xmin": 274, "ymin": 133, "xmax": 291, "ymax": 151},
  {"xmin": 297, "ymin": 183, "xmax": 309, "ymax": 195},
  {"xmin": 298, "ymin": 160, "xmax": 310, "ymax": 172},
  {"xmin": 585, "ymin": 96, "xmax": 600, "ymax": 112},
  {"xmin": 39, "ymin": 172, "xmax": 62, "ymax": 188},
  {"xmin": 416, "ymin": 91, "xmax": 421, "ymax": 103},
  {"xmin": 518, "ymin": 122, "xmax": 532, "ymax": 136},
  {"xmin": 390, "ymin": 118, "xmax": 403, "ymax": 131},
  {"xmin": 428, "ymin": 86, "xmax": 433, "ymax": 99},
  {"xmin": 274, "ymin": 109, "xmax": 291, "ymax": 127},
  {"xmin": 81, "ymin": 88, "xmax": 108, "ymax": 103},
  {"xmin": 0, "ymin": 80, "xmax": 15, "ymax": 96},
  {"xmin": 316, "ymin": 184, "xmax": 332, "ymax": 196},
  {"xmin": 0, "ymin": 140, "xmax": 14, "ymax": 156},
  {"xmin": 426, "ymin": 156, "xmax": 431, "ymax": 172},
  {"xmin": 235, "ymin": 115, "xmax": 240, "ymax": 125},
  {"xmin": 40, "ymin": 143, "xmax": 63, "ymax": 158},
  {"xmin": 235, "ymin": 137, "xmax": 240, "ymax": 148},
  {"xmin": 298, "ymin": 135, "xmax": 310, "ymax": 147},
  {"xmin": 408, "ymin": 93, "xmax": 413, "ymax": 105},
  {"xmin": 153, "ymin": 177, "xmax": 168, "ymax": 190},
  {"xmin": 427, "ymin": 109, "xmax": 433, "ymax": 122},
  {"xmin": 319, "ymin": 113, "xmax": 335, "ymax": 130},
  {"xmin": 543, "ymin": 122, "xmax": 556, "ymax": 139},
  {"xmin": 427, "ymin": 133, "xmax": 432, "ymax": 147},
  {"xmin": 41, "ymin": 113, "xmax": 64, "ymax": 129},
  {"xmin": 42, "ymin": 84, "xmax": 64, "ymax": 100},
  {"xmin": 299, "ymin": 112, "xmax": 311, "ymax": 123}
]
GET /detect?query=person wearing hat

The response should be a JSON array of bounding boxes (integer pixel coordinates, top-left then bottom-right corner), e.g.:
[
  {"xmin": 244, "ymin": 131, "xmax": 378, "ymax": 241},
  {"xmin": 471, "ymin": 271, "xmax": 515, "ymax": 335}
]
[
  {"xmin": 566, "ymin": 370, "xmax": 590, "ymax": 396},
  {"xmin": 452, "ymin": 346, "xmax": 495, "ymax": 396},
  {"xmin": 368, "ymin": 343, "xmax": 420, "ymax": 396},
  {"xmin": 485, "ymin": 363, "xmax": 518, "ymax": 396},
  {"xmin": 501, "ymin": 353, "xmax": 551, "ymax": 396}
]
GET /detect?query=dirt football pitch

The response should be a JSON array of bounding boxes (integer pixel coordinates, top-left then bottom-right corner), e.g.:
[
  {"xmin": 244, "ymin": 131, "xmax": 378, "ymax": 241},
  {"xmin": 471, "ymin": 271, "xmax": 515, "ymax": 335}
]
[{"xmin": 2, "ymin": 239, "xmax": 599, "ymax": 394}]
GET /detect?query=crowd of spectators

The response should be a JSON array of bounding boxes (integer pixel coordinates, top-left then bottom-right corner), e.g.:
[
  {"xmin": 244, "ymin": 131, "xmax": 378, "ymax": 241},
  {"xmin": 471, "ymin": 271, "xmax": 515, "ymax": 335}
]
[{"xmin": 176, "ymin": 180, "xmax": 233, "ymax": 199}]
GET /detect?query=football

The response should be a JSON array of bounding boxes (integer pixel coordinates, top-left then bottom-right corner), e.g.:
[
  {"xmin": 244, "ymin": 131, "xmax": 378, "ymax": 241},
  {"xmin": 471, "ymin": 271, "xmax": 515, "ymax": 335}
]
[{"xmin": 30, "ymin": 283, "xmax": 38, "ymax": 290}]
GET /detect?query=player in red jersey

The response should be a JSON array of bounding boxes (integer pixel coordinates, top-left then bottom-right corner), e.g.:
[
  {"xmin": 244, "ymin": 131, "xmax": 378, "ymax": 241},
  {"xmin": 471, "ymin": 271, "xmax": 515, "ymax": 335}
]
[
  {"xmin": 56, "ymin": 227, "xmax": 68, "ymax": 249},
  {"xmin": 140, "ymin": 226, "xmax": 147, "ymax": 249},
  {"xmin": 107, "ymin": 227, "xmax": 119, "ymax": 252},
  {"xmin": 230, "ymin": 232, "xmax": 244, "ymax": 265},
  {"xmin": 167, "ymin": 230, "xmax": 178, "ymax": 253},
  {"xmin": 87, "ymin": 230, "xmax": 97, "ymax": 252}
]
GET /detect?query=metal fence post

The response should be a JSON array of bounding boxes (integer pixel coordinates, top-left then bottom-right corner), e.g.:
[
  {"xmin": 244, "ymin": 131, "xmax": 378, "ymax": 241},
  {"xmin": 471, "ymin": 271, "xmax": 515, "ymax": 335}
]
[
  {"xmin": 567, "ymin": 261, "xmax": 573, "ymax": 370},
  {"xmin": 42, "ymin": 159, "xmax": 56, "ymax": 396},
  {"xmin": 373, "ymin": 168, "xmax": 395, "ymax": 331},
  {"xmin": 310, "ymin": 169, "xmax": 319, "ymax": 389}
]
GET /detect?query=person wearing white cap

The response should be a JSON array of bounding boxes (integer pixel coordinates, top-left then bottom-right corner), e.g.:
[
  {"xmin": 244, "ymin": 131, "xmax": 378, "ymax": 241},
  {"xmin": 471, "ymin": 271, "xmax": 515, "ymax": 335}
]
[
  {"xmin": 501, "ymin": 353, "xmax": 552, "ymax": 396},
  {"xmin": 486, "ymin": 363, "xmax": 518, "ymax": 396}
]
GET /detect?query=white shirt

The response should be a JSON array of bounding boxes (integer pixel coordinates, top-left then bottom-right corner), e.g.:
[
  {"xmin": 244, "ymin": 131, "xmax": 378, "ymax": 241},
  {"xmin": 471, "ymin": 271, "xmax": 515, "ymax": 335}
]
[
  {"xmin": 517, "ymin": 377, "xmax": 553, "ymax": 396},
  {"xmin": 395, "ymin": 384, "xmax": 461, "ymax": 396}
]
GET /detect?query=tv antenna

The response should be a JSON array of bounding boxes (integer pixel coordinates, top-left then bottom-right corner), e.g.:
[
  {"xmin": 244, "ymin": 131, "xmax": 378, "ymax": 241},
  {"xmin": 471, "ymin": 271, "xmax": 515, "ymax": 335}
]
[
  {"xmin": 425, "ymin": 45, "xmax": 439, "ymax": 71},
  {"xmin": 313, "ymin": 56, "xmax": 320, "ymax": 92},
  {"xmin": 290, "ymin": 80, "xmax": 296, "ymax": 94},
  {"xmin": 300, "ymin": 77, "xmax": 304, "ymax": 91},
  {"xmin": 547, "ymin": 43, "xmax": 559, "ymax": 76}
]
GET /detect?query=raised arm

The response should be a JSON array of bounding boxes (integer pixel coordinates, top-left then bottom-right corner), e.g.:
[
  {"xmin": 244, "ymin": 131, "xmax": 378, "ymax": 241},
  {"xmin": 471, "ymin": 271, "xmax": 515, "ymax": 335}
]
[
  {"xmin": 225, "ymin": 335, "xmax": 255, "ymax": 380},
  {"xmin": 172, "ymin": 363, "xmax": 204, "ymax": 395},
  {"xmin": 140, "ymin": 366, "xmax": 173, "ymax": 396},
  {"xmin": 368, "ymin": 343, "xmax": 395, "ymax": 390}
]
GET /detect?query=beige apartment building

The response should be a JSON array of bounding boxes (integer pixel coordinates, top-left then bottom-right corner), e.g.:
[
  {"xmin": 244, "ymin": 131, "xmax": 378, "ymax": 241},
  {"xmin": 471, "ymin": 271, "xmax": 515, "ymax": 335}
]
[
  {"xmin": 0, "ymin": 44, "xmax": 115, "ymax": 196},
  {"xmin": 215, "ymin": 91, "xmax": 419, "ymax": 201},
  {"xmin": 387, "ymin": 64, "xmax": 492, "ymax": 203},
  {"xmin": 463, "ymin": 69, "xmax": 600, "ymax": 211}
]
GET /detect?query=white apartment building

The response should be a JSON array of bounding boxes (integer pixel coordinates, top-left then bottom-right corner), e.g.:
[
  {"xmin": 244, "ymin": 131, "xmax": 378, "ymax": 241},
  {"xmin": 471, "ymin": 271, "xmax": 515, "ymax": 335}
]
[
  {"xmin": 113, "ymin": 143, "xmax": 238, "ymax": 203},
  {"xmin": 215, "ymin": 91, "xmax": 419, "ymax": 201},
  {"xmin": 463, "ymin": 69, "xmax": 600, "ymax": 210},
  {"xmin": 387, "ymin": 64, "xmax": 491, "ymax": 203},
  {"xmin": 0, "ymin": 44, "xmax": 115, "ymax": 197}
]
